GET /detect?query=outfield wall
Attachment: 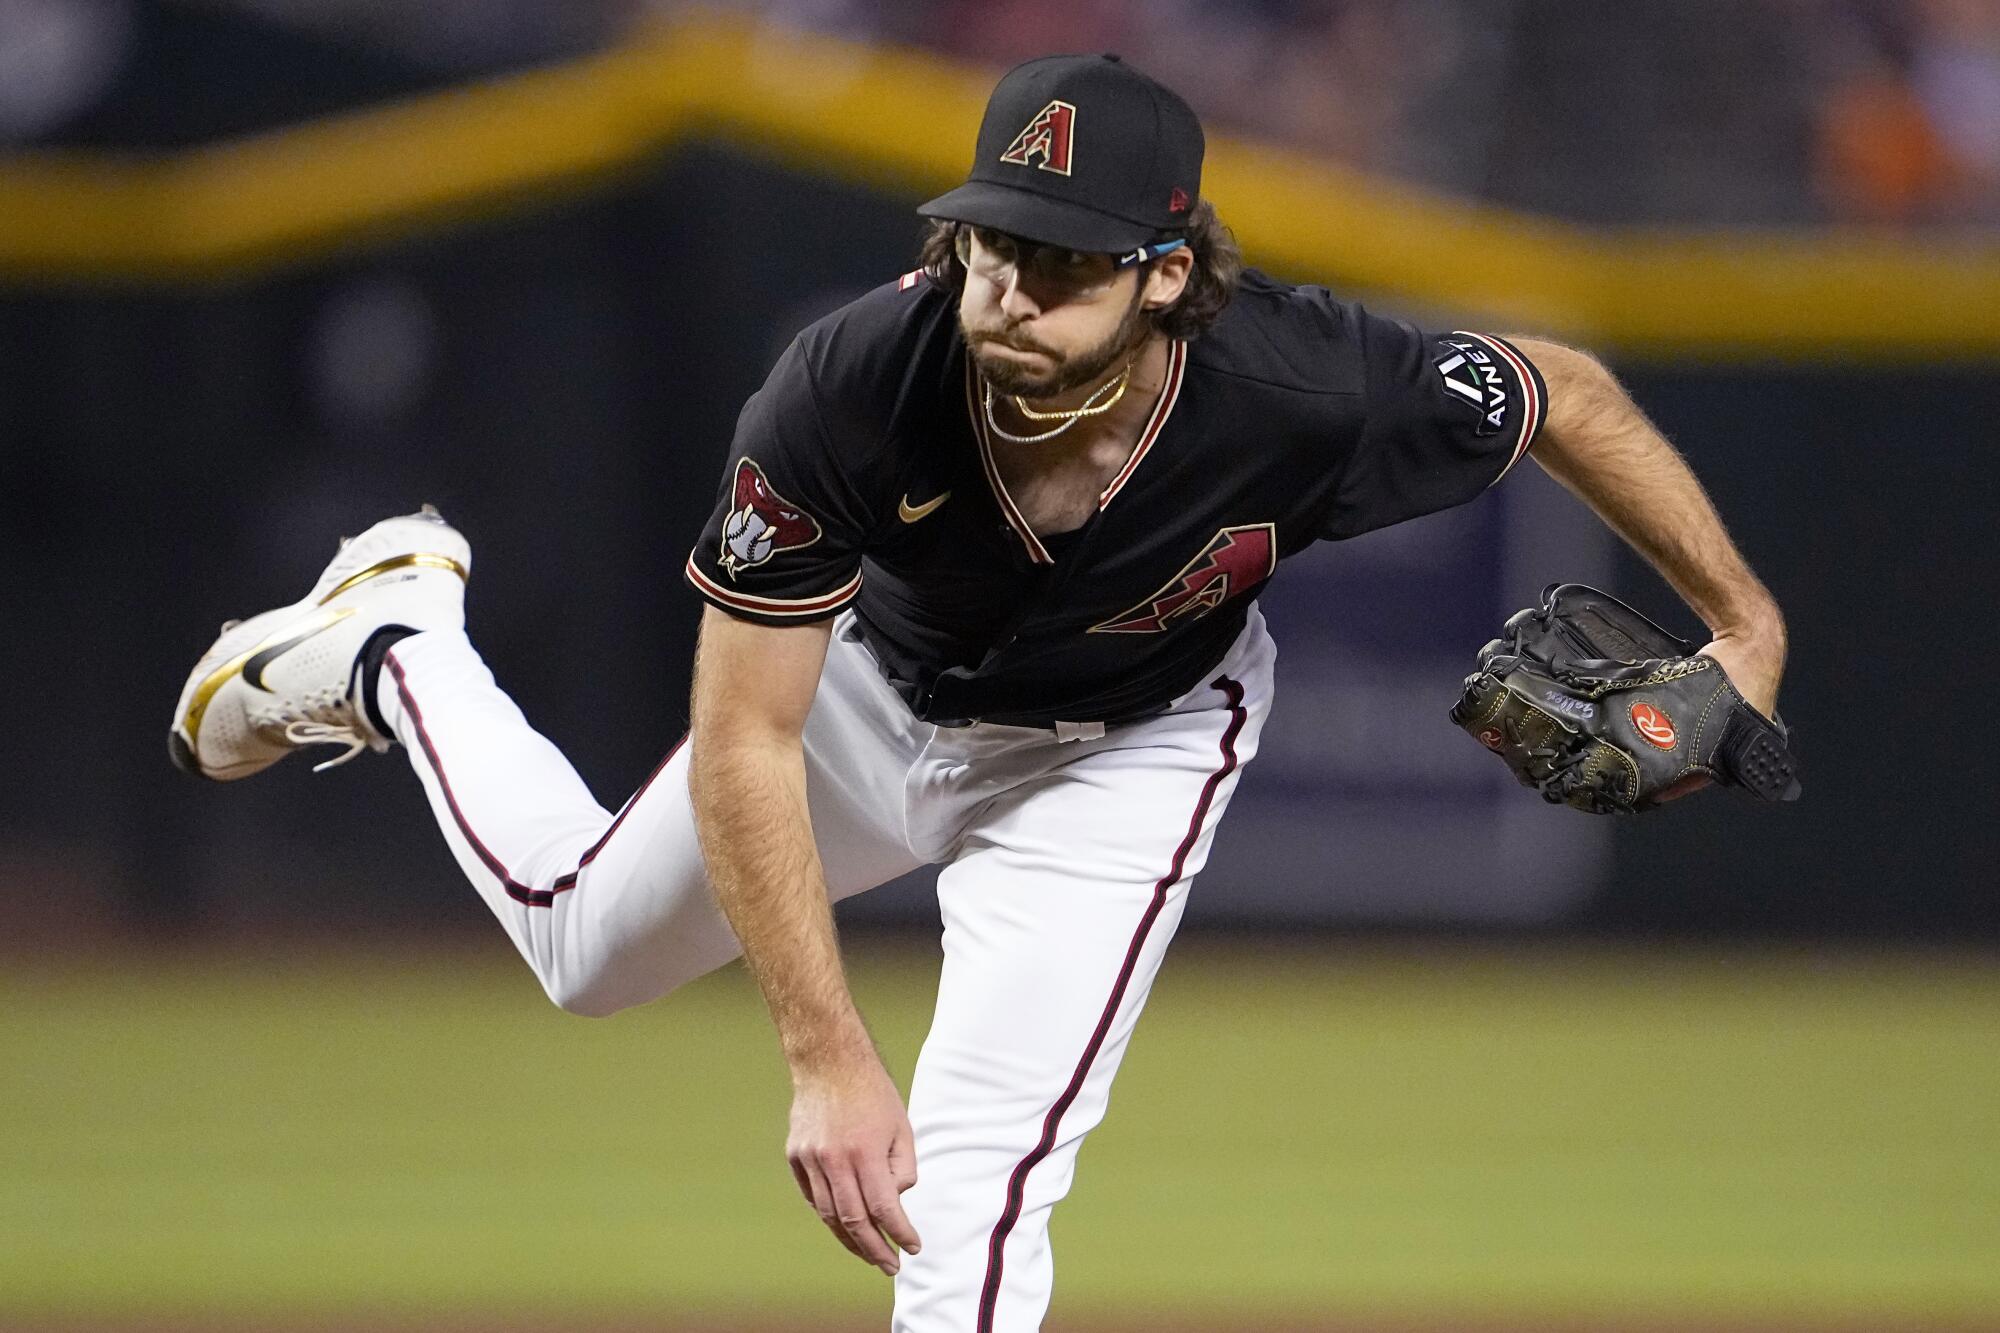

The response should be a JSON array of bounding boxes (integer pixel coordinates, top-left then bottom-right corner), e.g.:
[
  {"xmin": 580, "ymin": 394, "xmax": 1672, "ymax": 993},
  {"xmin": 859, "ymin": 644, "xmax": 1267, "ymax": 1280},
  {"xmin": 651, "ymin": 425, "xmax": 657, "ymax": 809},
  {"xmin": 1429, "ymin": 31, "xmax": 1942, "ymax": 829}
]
[{"xmin": 4, "ymin": 20, "xmax": 1992, "ymax": 936}]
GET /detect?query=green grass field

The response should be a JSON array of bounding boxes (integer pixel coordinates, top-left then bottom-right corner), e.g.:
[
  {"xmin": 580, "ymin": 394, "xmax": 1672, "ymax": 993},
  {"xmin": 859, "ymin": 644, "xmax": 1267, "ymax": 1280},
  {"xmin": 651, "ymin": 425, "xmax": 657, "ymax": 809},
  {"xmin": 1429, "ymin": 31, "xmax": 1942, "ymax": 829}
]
[{"xmin": 4, "ymin": 940, "xmax": 1997, "ymax": 1330}]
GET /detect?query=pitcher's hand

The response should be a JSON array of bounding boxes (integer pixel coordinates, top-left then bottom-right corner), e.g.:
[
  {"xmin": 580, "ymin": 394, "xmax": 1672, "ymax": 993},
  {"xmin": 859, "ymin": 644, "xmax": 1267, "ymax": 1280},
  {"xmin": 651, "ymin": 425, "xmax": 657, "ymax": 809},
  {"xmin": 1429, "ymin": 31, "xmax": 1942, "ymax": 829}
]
[
  {"xmin": 787, "ymin": 1051, "xmax": 922, "ymax": 1276},
  {"xmin": 1699, "ymin": 627, "xmax": 1785, "ymax": 721},
  {"xmin": 1655, "ymin": 627, "xmax": 1785, "ymax": 802}
]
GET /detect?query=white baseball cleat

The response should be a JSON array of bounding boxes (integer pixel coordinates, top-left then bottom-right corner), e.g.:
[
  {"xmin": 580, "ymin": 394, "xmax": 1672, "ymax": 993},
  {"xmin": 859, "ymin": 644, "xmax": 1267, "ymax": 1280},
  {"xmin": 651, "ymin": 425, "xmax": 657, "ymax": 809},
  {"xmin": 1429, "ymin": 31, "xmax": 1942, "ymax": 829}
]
[{"xmin": 169, "ymin": 505, "xmax": 471, "ymax": 781}]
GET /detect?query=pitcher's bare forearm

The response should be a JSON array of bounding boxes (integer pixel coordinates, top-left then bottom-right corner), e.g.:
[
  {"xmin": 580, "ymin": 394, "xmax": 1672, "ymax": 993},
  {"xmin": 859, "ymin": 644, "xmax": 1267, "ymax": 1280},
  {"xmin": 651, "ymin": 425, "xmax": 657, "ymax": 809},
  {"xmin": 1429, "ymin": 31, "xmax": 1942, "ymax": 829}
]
[
  {"xmin": 687, "ymin": 610, "xmax": 871, "ymax": 1071},
  {"xmin": 686, "ymin": 608, "xmax": 920, "ymax": 1276},
  {"xmin": 1512, "ymin": 336, "xmax": 1786, "ymax": 655}
]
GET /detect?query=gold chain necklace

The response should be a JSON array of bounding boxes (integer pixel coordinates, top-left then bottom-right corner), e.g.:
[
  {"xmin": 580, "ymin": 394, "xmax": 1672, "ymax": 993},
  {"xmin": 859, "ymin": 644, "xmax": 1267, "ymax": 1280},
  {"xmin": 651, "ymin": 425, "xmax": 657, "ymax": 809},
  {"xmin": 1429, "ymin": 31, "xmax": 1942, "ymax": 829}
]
[
  {"xmin": 982, "ymin": 357, "xmax": 1136, "ymax": 444},
  {"xmin": 1012, "ymin": 356, "xmax": 1135, "ymax": 420}
]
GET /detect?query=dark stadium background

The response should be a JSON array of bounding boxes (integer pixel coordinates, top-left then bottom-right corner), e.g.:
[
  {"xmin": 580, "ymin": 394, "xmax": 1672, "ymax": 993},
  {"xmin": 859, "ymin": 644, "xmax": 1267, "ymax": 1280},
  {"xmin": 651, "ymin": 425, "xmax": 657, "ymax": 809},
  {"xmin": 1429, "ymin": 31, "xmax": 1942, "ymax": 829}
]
[{"xmin": 3, "ymin": 3, "xmax": 1995, "ymax": 1330}]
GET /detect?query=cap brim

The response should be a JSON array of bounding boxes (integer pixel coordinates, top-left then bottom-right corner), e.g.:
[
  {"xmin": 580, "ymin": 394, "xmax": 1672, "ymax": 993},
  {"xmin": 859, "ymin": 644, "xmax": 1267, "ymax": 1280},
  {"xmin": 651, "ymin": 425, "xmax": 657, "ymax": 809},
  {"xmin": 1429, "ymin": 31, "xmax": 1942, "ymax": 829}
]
[{"xmin": 917, "ymin": 180, "xmax": 1155, "ymax": 253}]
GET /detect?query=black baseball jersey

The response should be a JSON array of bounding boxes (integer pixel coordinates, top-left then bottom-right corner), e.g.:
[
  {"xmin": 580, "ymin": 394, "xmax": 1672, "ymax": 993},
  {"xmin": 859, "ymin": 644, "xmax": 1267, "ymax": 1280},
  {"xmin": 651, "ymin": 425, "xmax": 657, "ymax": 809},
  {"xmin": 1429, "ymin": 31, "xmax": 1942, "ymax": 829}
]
[{"xmin": 686, "ymin": 268, "xmax": 1547, "ymax": 727}]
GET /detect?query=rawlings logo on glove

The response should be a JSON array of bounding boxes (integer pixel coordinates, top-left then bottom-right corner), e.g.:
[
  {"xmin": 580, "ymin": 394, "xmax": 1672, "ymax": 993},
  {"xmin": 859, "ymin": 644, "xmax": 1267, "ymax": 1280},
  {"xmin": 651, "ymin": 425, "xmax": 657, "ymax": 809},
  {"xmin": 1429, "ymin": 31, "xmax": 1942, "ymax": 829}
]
[{"xmin": 1451, "ymin": 584, "xmax": 1802, "ymax": 814}]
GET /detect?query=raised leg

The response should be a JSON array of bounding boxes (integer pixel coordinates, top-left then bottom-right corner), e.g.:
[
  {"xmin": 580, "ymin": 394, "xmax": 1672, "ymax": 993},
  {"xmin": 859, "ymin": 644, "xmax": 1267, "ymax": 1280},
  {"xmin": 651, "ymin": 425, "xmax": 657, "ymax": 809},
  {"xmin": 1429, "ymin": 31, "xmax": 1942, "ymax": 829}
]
[{"xmin": 380, "ymin": 625, "xmax": 924, "ymax": 1015}]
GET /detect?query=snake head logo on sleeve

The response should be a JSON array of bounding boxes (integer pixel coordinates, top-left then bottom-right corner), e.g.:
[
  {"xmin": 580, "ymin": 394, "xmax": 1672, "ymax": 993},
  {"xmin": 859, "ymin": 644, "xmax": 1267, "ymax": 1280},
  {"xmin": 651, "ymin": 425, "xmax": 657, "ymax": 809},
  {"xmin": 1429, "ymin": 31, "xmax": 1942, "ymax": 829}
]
[
  {"xmin": 1090, "ymin": 524, "xmax": 1277, "ymax": 634},
  {"xmin": 718, "ymin": 457, "xmax": 823, "ymax": 580}
]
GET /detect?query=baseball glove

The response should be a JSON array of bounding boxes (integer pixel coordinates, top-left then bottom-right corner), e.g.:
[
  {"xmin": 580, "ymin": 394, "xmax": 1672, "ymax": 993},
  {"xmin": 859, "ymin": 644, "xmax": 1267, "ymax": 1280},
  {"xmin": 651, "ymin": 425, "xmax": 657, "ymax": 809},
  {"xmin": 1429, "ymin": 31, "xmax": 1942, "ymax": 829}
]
[{"xmin": 1451, "ymin": 583, "xmax": 1801, "ymax": 814}]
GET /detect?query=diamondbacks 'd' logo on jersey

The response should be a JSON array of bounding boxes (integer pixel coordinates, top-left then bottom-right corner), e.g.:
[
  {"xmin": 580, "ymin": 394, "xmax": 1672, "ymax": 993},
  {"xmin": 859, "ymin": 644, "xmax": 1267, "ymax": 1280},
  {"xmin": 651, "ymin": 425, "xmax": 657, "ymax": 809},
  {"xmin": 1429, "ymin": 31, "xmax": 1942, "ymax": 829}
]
[
  {"xmin": 998, "ymin": 99, "xmax": 1076, "ymax": 176},
  {"xmin": 718, "ymin": 457, "xmax": 822, "ymax": 580},
  {"xmin": 1434, "ymin": 336, "xmax": 1510, "ymax": 437},
  {"xmin": 1090, "ymin": 524, "xmax": 1276, "ymax": 634}
]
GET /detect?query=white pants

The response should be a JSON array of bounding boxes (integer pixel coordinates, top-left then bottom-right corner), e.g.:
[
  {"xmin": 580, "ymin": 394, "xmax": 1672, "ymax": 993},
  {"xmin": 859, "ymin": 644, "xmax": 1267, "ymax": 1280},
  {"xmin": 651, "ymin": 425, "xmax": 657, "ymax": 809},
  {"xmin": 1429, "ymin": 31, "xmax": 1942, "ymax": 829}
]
[{"xmin": 378, "ymin": 607, "xmax": 1275, "ymax": 1332}]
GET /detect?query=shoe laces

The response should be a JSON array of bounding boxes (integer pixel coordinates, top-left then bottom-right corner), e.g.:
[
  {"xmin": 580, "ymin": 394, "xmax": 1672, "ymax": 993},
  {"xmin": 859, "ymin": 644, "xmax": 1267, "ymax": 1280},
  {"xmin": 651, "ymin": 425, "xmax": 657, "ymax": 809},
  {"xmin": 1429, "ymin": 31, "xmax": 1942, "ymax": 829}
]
[
  {"xmin": 284, "ymin": 720, "xmax": 369, "ymax": 773},
  {"xmin": 258, "ymin": 688, "xmax": 375, "ymax": 773}
]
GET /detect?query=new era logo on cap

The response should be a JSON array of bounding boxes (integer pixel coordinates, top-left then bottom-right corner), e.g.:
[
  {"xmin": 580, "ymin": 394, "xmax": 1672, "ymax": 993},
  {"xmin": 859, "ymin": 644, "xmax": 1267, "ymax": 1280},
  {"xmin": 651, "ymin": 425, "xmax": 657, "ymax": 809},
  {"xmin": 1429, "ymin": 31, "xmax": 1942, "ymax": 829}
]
[{"xmin": 999, "ymin": 99, "xmax": 1076, "ymax": 176}]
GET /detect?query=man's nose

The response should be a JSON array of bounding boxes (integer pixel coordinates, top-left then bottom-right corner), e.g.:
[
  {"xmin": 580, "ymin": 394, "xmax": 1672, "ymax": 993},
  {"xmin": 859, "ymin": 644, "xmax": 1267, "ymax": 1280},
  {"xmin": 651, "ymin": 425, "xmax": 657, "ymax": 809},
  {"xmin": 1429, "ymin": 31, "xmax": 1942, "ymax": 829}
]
[{"xmin": 998, "ymin": 268, "xmax": 1042, "ymax": 322}]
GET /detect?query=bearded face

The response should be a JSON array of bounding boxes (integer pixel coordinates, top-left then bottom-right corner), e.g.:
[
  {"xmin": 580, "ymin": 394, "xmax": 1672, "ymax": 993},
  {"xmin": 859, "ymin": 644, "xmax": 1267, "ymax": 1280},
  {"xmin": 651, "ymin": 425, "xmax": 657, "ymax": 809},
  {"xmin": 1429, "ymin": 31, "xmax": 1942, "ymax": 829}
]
[{"xmin": 959, "ymin": 267, "xmax": 1152, "ymax": 400}]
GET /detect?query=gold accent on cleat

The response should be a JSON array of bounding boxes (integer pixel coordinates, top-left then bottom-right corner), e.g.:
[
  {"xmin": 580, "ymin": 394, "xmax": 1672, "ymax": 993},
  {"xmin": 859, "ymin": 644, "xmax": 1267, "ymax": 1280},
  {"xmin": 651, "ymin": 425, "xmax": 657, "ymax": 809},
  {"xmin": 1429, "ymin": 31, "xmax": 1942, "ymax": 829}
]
[
  {"xmin": 181, "ymin": 548, "xmax": 465, "ymax": 763},
  {"xmin": 181, "ymin": 607, "xmax": 358, "ymax": 753},
  {"xmin": 317, "ymin": 552, "xmax": 467, "ymax": 605}
]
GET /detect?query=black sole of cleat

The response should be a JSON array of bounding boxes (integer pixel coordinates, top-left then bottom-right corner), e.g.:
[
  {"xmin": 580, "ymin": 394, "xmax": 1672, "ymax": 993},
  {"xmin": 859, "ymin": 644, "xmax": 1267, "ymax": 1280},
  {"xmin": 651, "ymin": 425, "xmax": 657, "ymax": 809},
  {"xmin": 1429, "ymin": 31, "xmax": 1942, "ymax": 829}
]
[{"xmin": 167, "ymin": 730, "xmax": 213, "ymax": 781}]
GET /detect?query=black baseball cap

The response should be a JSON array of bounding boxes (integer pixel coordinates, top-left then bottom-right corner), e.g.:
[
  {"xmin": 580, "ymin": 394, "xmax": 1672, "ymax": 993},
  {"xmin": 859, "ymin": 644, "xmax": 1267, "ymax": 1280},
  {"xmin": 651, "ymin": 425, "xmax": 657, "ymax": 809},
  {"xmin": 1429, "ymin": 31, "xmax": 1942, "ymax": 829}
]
[{"xmin": 919, "ymin": 54, "xmax": 1204, "ymax": 254}]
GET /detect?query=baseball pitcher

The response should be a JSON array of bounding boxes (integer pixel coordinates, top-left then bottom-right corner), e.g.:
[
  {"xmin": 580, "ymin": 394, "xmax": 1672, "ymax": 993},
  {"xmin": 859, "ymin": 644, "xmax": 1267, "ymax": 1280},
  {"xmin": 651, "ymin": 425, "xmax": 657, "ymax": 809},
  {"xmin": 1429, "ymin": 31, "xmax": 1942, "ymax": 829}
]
[{"xmin": 170, "ymin": 54, "xmax": 1793, "ymax": 1332}]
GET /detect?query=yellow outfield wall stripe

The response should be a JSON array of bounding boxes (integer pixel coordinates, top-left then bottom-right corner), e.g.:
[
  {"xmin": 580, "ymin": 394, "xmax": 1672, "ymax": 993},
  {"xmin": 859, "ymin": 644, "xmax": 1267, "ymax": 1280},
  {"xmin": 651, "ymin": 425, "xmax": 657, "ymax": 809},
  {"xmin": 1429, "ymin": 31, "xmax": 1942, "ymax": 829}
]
[{"xmin": 1, "ymin": 14, "xmax": 1997, "ymax": 356}]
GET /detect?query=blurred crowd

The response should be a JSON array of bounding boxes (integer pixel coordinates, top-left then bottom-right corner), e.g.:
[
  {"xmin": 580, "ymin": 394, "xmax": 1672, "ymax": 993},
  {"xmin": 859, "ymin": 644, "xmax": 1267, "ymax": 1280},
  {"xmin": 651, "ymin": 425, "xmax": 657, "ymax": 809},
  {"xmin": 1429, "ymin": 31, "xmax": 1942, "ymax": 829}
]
[
  {"xmin": 3, "ymin": 0, "xmax": 1998, "ymax": 225},
  {"xmin": 706, "ymin": 0, "xmax": 2000, "ymax": 226}
]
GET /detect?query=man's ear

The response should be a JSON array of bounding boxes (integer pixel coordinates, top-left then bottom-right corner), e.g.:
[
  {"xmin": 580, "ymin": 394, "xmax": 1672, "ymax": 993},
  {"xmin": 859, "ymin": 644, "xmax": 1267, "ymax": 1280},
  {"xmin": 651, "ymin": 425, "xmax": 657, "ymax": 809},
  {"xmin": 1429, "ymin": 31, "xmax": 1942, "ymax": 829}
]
[{"xmin": 1142, "ymin": 248, "xmax": 1194, "ymax": 310}]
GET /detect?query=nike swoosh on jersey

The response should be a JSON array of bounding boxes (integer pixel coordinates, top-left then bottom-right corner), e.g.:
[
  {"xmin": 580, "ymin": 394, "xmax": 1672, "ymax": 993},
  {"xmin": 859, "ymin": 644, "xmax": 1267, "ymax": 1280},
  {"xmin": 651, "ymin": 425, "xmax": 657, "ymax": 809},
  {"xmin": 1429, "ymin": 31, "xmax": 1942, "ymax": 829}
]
[
  {"xmin": 242, "ymin": 607, "xmax": 358, "ymax": 692},
  {"xmin": 898, "ymin": 491, "xmax": 951, "ymax": 524}
]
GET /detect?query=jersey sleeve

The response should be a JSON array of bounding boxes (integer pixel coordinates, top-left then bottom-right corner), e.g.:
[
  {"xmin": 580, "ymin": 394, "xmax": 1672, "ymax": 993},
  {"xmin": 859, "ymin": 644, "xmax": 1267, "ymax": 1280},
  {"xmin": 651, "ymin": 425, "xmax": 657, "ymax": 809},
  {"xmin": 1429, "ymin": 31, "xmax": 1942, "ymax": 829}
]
[
  {"xmin": 684, "ymin": 336, "xmax": 870, "ymax": 623},
  {"xmin": 1317, "ymin": 312, "xmax": 1548, "ymax": 540}
]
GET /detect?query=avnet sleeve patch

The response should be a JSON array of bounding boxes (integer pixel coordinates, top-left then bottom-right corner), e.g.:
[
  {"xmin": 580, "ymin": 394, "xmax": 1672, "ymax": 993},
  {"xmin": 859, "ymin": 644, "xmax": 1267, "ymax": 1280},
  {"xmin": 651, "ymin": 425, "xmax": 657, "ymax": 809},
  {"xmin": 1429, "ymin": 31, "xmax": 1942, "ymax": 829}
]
[{"xmin": 1317, "ymin": 311, "xmax": 1548, "ymax": 540}]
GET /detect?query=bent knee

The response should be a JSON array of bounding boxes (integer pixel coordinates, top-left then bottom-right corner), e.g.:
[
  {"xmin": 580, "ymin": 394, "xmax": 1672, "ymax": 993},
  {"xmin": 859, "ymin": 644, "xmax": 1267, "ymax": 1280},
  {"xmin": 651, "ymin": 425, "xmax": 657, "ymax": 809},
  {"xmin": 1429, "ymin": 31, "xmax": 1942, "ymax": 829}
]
[
  {"xmin": 541, "ymin": 960, "xmax": 683, "ymax": 1018},
  {"xmin": 525, "ymin": 917, "xmax": 739, "ymax": 1017},
  {"xmin": 546, "ymin": 982, "xmax": 626, "ymax": 1018},
  {"xmin": 544, "ymin": 971, "xmax": 640, "ymax": 1018}
]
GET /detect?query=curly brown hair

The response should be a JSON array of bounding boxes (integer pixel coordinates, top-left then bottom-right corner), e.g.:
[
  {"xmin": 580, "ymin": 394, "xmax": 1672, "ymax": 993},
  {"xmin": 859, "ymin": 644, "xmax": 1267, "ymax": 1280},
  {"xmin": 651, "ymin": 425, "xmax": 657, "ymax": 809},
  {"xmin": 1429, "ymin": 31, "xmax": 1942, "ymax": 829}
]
[{"xmin": 918, "ymin": 200, "xmax": 1242, "ymax": 341}]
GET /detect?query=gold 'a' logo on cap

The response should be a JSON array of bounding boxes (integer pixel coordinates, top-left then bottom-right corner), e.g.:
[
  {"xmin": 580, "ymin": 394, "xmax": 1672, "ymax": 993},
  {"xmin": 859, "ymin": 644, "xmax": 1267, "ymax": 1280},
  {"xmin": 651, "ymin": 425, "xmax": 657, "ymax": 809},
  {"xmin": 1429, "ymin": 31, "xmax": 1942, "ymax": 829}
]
[{"xmin": 999, "ymin": 100, "xmax": 1076, "ymax": 176}]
